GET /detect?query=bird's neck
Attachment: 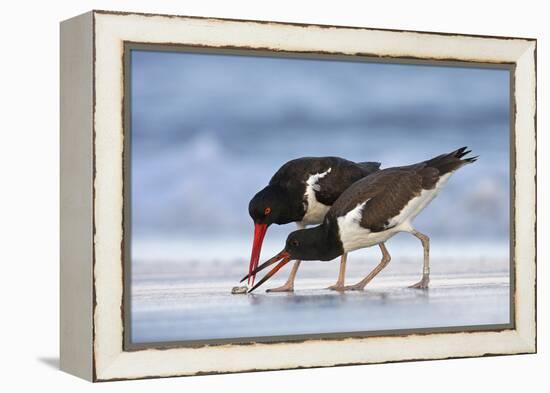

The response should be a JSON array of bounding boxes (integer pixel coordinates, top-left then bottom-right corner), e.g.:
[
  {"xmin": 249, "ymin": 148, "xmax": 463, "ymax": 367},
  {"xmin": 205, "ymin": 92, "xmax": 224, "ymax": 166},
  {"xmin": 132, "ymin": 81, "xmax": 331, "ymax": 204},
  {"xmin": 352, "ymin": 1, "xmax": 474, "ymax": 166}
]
[
  {"xmin": 316, "ymin": 220, "xmax": 344, "ymax": 261},
  {"xmin": 279, "ymin": 185, "xmax": 308, "ymax": 224}
]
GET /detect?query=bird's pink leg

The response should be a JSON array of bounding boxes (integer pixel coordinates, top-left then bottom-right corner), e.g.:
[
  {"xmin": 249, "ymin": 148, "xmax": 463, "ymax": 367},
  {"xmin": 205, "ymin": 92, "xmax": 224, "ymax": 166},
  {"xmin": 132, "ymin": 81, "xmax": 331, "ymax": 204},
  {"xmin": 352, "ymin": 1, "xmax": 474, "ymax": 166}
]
[
  {"xmin": 327, "ymin": 253, "xmax": 348, "ymax": 291},
  {"xmin": 409, "ymin": 230, "xmax": 430, "ymax": 289},
  {"xmin": 266, "ymin": 260, "xmax": 301, "ymax": 292},
  {"xmin": 343, "ymin": 243, "xmax": 390, "ymax": 291}
]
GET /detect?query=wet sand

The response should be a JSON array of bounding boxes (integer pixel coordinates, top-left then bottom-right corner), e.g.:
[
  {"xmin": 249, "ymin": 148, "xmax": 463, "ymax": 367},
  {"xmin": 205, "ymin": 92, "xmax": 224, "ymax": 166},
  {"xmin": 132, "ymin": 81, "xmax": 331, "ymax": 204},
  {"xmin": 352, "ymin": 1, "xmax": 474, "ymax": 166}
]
[{"xmin": 130, "ymin": 258, "xmax": 510, "ymax": 344}]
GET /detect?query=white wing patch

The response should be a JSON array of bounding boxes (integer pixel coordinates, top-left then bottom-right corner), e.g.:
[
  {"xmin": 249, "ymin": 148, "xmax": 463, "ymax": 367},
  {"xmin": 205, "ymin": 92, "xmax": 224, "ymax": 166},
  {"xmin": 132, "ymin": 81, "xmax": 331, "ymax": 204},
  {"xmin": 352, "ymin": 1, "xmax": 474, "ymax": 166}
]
[{"xmin": 301, "ymin": 168, "xmax": 332, "ymax": 225}]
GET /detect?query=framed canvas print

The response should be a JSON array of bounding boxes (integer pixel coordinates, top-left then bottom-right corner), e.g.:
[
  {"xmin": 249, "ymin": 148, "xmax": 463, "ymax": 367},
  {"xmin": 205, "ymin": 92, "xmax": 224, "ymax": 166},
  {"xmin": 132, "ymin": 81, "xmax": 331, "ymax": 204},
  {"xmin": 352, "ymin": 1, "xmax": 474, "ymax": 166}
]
[{"xmin": 60, "ymin": 10, "xmax": 537, "ymax": 382}]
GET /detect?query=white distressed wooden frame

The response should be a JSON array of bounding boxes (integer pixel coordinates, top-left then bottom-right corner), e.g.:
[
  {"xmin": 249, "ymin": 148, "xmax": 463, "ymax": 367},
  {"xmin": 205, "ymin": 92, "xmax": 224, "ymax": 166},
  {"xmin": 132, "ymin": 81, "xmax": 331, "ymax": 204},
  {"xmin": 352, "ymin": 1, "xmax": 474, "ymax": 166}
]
[{"xmin": 60, "ymin": 10, "xmax": 536, "ymax": 382}]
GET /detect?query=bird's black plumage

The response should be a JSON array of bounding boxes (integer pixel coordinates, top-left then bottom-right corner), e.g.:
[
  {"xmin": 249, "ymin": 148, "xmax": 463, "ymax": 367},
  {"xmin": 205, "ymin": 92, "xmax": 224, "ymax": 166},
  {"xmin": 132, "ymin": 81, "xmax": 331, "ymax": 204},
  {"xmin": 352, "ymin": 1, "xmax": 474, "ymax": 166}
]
[
  {"xmin": 246, "ymin": 147, "xmax": 478, "ymax": 292},
  {"xmin": 246, "ymin": 156, "xmax": 381, "ymax": 289},
  {"xmin": 250, "ymin": 156, "xmax": 381, "ymax": 225}
]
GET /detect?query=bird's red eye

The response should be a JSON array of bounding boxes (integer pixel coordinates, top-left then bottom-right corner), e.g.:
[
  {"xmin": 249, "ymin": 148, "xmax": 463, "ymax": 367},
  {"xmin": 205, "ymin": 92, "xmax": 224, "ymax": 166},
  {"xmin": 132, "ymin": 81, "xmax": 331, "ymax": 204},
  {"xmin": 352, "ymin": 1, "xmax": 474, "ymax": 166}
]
[
  {"xmin": 264, "ymin": 207, "xmax": 271, "ymax": 215},
  {"xmin": 291, "ymin": 239, "xmax": 299, "ymax": 247}
]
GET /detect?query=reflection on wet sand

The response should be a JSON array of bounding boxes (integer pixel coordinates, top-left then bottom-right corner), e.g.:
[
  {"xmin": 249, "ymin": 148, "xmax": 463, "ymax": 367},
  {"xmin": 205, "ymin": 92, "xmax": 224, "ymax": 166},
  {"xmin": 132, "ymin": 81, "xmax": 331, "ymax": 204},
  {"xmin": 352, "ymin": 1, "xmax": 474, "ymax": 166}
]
[{"xmin": 132, "ymin": 275, "xmax": 509, "ymax": 344}]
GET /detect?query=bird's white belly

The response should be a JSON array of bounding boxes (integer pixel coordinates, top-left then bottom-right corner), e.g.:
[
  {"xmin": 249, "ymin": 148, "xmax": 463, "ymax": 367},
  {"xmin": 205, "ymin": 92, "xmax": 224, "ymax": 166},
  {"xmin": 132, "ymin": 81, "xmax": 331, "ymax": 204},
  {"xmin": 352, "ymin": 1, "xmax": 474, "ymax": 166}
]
[{"xmin": 340, "ymin": 224, "xmax": 400, "ymax": 252}]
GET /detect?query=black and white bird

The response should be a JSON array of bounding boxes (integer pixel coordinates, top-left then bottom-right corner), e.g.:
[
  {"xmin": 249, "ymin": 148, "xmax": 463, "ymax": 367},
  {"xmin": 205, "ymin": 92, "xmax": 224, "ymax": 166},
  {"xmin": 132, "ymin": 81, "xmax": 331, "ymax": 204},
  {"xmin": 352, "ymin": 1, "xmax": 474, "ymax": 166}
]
[
  {"xmin": 247, "ymin": 157, "xmax": 381, "ymax": 292},
  {"xmin": 244, "ymin": 147, "xmax": 477, "ymax": 293}
]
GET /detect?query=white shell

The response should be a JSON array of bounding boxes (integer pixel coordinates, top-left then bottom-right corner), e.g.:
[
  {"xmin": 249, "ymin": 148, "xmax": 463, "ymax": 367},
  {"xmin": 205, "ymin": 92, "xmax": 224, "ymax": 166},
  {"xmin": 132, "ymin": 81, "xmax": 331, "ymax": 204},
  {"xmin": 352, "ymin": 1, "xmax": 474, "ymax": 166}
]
[{"xmin": 231, "ymin": 285, "xmax": 248, "ymax": 294}]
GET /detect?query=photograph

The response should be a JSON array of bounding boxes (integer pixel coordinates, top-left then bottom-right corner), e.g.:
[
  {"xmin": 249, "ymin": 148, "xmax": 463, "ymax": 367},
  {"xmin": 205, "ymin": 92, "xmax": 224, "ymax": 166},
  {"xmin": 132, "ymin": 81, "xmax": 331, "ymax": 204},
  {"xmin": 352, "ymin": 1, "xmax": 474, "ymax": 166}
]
[{"xmin": 127, "ymin": 47, "xmax": 512, "ymax": 345}]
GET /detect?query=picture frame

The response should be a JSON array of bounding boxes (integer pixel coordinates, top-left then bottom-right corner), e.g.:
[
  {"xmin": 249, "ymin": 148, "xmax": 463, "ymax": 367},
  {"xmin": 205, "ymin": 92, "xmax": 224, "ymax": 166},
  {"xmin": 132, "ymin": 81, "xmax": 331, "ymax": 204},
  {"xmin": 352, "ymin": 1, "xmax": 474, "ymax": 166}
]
[{"xmin": 60, "ymin": 10, "xmax": 537, "ymax": 382}]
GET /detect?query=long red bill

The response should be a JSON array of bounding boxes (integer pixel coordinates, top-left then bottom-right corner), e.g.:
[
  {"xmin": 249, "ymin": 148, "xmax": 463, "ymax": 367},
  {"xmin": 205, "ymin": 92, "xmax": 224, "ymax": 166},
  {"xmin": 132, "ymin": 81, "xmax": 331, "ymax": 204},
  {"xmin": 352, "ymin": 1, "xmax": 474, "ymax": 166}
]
[
  {"xmin": 247, "ymin": 250, "xmax": 292, "ymax": 293},
  {"xmin": 248, "ymin": 223, "xmax": 268, "ymax": 286},
  {"xmin": 241, "ymin": 249, "xmax": 286, "ymax": 283}
]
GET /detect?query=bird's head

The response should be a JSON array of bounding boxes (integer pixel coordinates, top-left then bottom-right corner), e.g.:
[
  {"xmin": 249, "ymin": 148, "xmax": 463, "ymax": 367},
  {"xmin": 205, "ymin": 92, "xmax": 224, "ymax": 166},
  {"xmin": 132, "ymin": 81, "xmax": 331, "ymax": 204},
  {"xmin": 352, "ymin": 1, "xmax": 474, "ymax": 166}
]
[
  {"xmin": 242, "ymin": 224, "xmax": 342, "ymax": 292},
  {"xmin": 248, "ymin": 185, "xmax": 294, "ymax": 226},
  {"xmin": 284, "ymin": 227, "xmax": 328, "ymax": 261},
  {"xmin": 247, "ymin": 185, "xmax": 299, "ymax": 286}
]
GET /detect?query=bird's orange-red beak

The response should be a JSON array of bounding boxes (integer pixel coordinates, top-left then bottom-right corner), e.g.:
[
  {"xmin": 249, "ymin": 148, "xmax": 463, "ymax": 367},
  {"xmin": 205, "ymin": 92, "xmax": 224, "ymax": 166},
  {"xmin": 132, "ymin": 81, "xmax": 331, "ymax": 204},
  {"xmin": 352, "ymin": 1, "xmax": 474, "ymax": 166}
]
[
  {"xmin": 242, "ymin": 249, "xmax": 292, "ymax": 293},
  {"xmin": 248, "ymin": 223, "xmax": 268, "ymax": 286}
]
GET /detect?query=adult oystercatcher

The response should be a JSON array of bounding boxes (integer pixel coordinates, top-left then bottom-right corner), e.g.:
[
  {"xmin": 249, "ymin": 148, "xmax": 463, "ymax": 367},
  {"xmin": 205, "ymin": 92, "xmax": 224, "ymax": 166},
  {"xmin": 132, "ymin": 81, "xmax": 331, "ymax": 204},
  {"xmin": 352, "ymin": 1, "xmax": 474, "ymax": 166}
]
[
  {"xmin": 247, "ymin": 157, "xmax": 381, "ymax": 292},
  {"xmin": 244, "ymin": 147, "xmax": 477, "ymax": 293}
]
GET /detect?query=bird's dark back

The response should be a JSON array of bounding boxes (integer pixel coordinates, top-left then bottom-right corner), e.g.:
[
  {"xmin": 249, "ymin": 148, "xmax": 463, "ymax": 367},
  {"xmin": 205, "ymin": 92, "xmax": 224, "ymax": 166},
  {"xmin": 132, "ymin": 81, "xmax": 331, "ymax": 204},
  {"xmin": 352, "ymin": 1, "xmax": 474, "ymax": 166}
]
[
  {"xmin": 269, "ymin": 156, "xmax": 381, "ymax": 206},
  {"xmin": 325, "ymin": 147, "xmax": 476, "ymax": 226}
]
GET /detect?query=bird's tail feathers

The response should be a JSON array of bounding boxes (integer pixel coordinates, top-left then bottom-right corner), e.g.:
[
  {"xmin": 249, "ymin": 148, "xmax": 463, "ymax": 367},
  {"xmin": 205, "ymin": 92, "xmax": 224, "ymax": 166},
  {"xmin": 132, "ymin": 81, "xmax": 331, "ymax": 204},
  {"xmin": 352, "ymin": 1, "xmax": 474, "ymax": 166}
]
[{"xmin": 425, "ymin": 146, "xmax": 478, "ymax": 175}]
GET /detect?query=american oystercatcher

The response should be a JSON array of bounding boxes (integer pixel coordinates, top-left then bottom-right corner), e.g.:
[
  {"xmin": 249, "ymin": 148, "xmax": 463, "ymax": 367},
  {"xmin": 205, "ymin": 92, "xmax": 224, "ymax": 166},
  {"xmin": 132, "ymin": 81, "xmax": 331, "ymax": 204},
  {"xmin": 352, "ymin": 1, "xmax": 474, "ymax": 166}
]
[
  {"xmin": 247, "ymin": 157, "xmax": 381, "ymax": 292},
  {"xmin": 244, "ymin": 147, "xmax": 477, "ymax": 293}
]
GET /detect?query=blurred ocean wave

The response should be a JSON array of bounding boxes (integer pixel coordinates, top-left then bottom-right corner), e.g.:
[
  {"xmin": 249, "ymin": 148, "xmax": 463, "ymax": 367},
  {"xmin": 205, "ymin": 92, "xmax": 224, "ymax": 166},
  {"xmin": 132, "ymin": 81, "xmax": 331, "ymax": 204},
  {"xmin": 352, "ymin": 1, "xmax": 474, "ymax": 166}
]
[{"xmin": 131, "ymin": 50, "xmax": 510, "ymax": 248}]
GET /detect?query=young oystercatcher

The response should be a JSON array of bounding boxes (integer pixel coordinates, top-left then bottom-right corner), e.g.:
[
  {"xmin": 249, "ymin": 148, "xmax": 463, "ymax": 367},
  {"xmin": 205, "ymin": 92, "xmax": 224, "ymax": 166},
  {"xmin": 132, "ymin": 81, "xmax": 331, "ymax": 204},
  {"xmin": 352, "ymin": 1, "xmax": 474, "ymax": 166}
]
[
  {"xmin": 244, "ymin": 147, "xmax": 477, "ymax": 293},
  {"xmin": 247, "ymin": 156, "xmax": 381, "ymax": 292}
]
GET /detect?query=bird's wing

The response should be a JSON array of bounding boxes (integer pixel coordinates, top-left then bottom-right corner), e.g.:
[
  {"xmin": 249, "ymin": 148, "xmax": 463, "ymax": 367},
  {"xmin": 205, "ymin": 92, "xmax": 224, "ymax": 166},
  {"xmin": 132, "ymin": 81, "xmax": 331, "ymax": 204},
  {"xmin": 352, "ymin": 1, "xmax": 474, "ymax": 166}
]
[
  {"xmin": 315, "ymin": 160, "xmax": 371, "ymax": 205},
  {"xmin": 327, "ymin": 169, "xmax": 429, "ymax": 232},
  {"xmin": 361, "ymin": 168, "xmax": 450, "ymax": 232},
  {"xmin": 359, "ymin": 170, "xmax": 425, "ymax": 232}
]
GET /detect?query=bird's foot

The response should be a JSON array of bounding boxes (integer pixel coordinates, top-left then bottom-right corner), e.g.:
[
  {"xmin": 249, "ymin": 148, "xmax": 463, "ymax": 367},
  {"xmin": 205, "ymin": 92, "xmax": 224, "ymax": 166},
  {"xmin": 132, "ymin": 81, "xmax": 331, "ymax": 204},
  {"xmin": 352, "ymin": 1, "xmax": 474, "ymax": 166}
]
[
  {"xmin": 326, "ymin": 283, "xmax": 345, "ymax": 291},
  {"xmin": 409, "ymin": 277, "xmax": 430, "ymax": 289},
  {"xmin": 266, "ymin": 283, "xmax": 294, "ymax": 293},
  {"xmin": 342, "ymin": 283, "xmax": 366, "ymax": 291}
]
